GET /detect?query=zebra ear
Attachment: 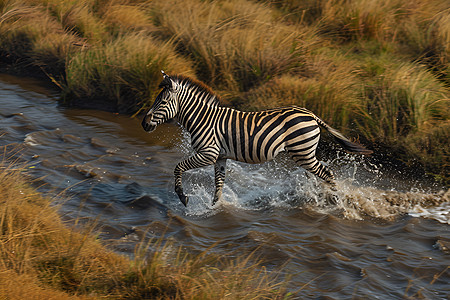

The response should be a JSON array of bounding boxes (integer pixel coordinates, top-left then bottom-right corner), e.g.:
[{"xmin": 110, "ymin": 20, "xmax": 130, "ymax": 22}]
[{"xmin": 158, "ymin": 71, "xmax": 177, "ymax": 91}]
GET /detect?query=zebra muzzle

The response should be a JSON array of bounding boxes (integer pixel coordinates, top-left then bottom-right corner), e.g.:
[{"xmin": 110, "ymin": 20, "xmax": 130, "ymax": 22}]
[{"xmin": 142, "ymin": 117, "xmax": 157, "ymax": 132}]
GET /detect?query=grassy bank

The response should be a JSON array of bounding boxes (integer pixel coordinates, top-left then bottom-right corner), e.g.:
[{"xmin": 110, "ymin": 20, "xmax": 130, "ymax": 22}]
[
  {"xmin": 0, "ymin": 0, "xmax": 449, "ymax": 182},
  {"xmin": 0, "ymin": 156, "xmax": 291, "ymax": 299}
]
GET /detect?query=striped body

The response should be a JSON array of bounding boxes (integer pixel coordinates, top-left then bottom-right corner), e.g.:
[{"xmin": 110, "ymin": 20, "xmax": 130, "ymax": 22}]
[
  {"xmin": 214, "ymin": 107, "xmax": 319, "ymax": 164},
  {"xmin": 142, "ymin": 72, "xmax": 372, "ymax": 207}
]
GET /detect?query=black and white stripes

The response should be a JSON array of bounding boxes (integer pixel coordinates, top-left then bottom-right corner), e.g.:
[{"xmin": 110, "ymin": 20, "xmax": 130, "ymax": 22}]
[{"xmin": 142, "ymin": 71, "xmax": 372, "ymax": 207}]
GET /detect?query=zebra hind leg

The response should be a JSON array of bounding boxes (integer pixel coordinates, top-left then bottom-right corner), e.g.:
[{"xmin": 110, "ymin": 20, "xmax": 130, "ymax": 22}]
[
  {"xmin": 291, "ymin": 154, "xmax": 337, "ymax": 189},
  {"xmin": 213, "ymin": 159, "xmax": 227, "ymax": 206}
]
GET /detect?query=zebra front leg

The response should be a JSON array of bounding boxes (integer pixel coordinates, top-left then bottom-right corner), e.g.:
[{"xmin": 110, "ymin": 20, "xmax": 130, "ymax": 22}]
[
  {"xmin": 174, "ymin": 147, "xmax": 219, "ymax": 206},
  {"xmin": 213, "ymin": 159, "xmax": 227, "ymax": 206}
]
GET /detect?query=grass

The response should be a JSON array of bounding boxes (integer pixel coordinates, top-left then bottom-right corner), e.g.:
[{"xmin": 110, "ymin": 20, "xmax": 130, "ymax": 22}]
[
  {"xmin": 151, "ymin": 0, "xmax": 320, "ymax": 93},
  {"xmin": 0, "ymin": 0, "xmax": 449, "ymax": 181},
  {"xmin": 359, "ymin": 62, "xmax": 449, "ymax": 140},
  {"xmin": 0, "ymin": 155, "xmax": 292, "ymax": 299},
  {"xmin": 240, "ymin": 50, "xmax": 364, "ymax": 131},
  {"xmin": 64, "ymin": 33, "xmax": 194, "ymax": 113}
]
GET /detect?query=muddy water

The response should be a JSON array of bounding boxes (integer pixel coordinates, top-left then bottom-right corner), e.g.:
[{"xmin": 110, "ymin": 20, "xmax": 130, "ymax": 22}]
[{"xmin": 0, "ymin": 74, "xmax": 449, "ymax": 299}]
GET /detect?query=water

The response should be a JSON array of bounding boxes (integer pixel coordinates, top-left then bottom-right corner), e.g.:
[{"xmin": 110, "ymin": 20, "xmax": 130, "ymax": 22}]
[{"xmin": 0, "ymin": 74, "xmax": 448, "ymax": 299}]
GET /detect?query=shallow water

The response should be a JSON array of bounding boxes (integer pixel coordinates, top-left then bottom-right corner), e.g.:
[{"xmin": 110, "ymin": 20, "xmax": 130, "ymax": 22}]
[{"xmin": 0, "ymin": 74, "xmax": 449, "ymax": 299}]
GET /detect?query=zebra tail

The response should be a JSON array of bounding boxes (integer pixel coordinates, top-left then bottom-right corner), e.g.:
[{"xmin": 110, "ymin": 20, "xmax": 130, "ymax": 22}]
[{"xmin": 314, "ymin": 115, "xmax": 373, "ymax": 155}]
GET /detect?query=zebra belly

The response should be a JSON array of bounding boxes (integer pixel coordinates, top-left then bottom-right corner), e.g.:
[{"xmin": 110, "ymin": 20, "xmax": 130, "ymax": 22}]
[{"xmin": 219, "ymin": 142, "xmax": 286, "ymax": 164}]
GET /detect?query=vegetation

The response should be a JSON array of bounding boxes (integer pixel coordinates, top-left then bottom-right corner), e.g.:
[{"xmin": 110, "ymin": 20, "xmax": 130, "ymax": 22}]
[
  {"xmin": 0, "ymin": 0, "xmax": 448, "ymax": 181},
  {"xmin": 0, "ymin": 155, "xmax": 291, "ymax": 299}
]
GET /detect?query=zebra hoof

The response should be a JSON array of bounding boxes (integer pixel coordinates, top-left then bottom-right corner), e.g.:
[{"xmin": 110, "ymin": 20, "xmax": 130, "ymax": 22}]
[
  {"xmin": 328, "ymin": 183, "xmax": 337, "ymax": 191},
  {"xmin": 324, "ymin": 180, "xmax": 337, "ymax": 191},
  {"xmin": 178, "ymin": 194, "xmax": 189, "ymax": 207}
]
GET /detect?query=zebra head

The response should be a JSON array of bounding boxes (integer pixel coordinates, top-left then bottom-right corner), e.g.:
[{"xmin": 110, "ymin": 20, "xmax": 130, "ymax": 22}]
[{"xmin": 142, "ymin": 71, "xmax": 180, "ymax": 132}]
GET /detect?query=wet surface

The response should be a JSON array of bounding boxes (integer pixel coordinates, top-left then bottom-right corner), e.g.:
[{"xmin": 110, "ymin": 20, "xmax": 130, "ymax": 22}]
[{"xmin": 0, "ymin": 74, "xmax": 449, "ymax": 299}]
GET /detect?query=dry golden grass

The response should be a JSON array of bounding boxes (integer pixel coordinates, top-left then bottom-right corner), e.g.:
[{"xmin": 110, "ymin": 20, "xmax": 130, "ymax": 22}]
[
  {"xmin": 151, "ymin": 0, "xmax": 320, "ymax": 92},
  {"xmin": 37, "ymin": 0, "xmax": 109, "ymax": 42},
  {"xmin": 64, "ymin": 32, "xmax": 195, "ymax": 113},
  {"xmin": 102, "ymin": 3, "xmax": 155, "ymax": 34},
  {"xmin": 359, "ymin": 62, "xmax": 450, "ymax": 141},
  {"xmin": 273, "ymin": 0, "xmax": 450, "ymax": 83},
  {"xmin": 0, "ymin": 0, "xmax": 82, "ymax": 76},
  {"xmin": 0, "ymin": 157, "xmax": 125, "ymax": 298},
  {"xmin": 241, "ymin": 51, "xmax": 363, "ymax": 131}
]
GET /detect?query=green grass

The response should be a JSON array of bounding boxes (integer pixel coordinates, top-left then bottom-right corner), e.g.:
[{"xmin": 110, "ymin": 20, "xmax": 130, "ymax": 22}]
[{"xmin": 0, "ymin": 0, "xmax": 449, "ymax": 181}]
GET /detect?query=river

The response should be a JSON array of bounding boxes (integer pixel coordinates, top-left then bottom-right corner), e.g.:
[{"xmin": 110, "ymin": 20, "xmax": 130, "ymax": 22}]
[{"xmin": 0, "ymin": 73, "xmax": 448, "ymax": 299}]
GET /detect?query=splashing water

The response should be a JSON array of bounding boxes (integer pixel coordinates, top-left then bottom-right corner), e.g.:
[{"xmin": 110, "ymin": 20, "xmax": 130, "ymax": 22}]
[{"xmin": 171, "ymin": 136, "xmax": 449, "ymax": 222}]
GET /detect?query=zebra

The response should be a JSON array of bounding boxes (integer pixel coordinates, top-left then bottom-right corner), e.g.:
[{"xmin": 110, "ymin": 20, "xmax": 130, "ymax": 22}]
[{"xmin": 142, "ymin": 71, "xmax": 372, "ymax": 207}]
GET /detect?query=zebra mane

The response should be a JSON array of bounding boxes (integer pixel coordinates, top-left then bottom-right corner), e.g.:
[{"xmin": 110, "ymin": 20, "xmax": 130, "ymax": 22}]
[{"xmin": 171, "ymin": 75, "xmax": 221, "ymax": 107}]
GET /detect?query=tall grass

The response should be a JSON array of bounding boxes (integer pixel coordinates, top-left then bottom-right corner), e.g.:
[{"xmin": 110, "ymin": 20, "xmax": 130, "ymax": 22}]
[
  {"xmin": 318, "ymin": 0, "xmax": 407, "ymax": 42},
  {"xmin": 41, "ymin": 0, "xmax": 109, "ymax": 42},
  {"xmin": 399, "ymin": 4, "xmax": 450, "ymax": 82},
  {"xmin": 152, "ymin": 0, "xmax": 320, "ymax": 93},
  {"xmin": 0, "ymin": 157, "xmax": 292, "ymax": 299},
  {"xmin": 359, "ymin": 62, "xmax": 449, "ymax": 142},
  {"xmin": 102, "ymin": 3, "xmax": 155, "ymax": 35},
  {"xmin": 275, "ymin": 0, "xmax": 450, "ymax": 84},
  {"xmin": 0, "ymin": 1, "xmax": 80, "ymax": 75},
  {"xmin": 240, "ymin": 51, "xmax": 363, "ymax": 131},
  {"xmin": 0, "ymin": 156, "xmax": 123, "ymax": 297},
  {"xmin": 64, "ymin": 33, "xmax": 194, "ymax": 113},
  {"xmin": 357, "ymin": 61, "xmax": 449, "ymax": 179}
]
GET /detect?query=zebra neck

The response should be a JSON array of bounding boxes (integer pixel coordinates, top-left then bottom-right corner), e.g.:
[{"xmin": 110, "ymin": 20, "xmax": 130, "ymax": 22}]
[{"xmin": 177, "ymin": 94, "xmax": 219, "ymax": 134}]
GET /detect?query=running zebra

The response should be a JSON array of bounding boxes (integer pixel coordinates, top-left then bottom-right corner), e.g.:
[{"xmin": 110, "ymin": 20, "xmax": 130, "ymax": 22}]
[{"xmin": 142, "ymin": 71, "xmax": 372, "ymax": 207}]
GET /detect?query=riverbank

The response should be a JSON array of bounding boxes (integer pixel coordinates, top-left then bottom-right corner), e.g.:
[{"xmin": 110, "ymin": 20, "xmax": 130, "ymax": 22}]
[
  {"xmin": 0, "ymin": 157, "xmax": 291, "ymax": 299},
  {"xmin": 0, "ymin": 0, "xmax": 448, "ymax": 183}
]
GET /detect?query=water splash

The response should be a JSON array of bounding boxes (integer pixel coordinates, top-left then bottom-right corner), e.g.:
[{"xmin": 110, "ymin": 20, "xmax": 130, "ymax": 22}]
[{"xmin": 173, "ymin": 149, "xmax": 448, "ymax": 222}]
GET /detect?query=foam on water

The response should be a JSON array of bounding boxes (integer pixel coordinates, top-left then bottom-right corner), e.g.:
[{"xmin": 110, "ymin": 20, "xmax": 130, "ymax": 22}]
[{"xmin": 409, "ymin": 202, "xmax": 450, "ymax": 224}]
